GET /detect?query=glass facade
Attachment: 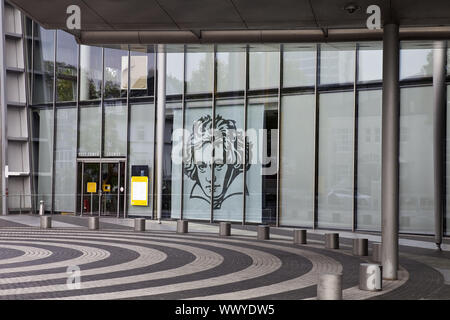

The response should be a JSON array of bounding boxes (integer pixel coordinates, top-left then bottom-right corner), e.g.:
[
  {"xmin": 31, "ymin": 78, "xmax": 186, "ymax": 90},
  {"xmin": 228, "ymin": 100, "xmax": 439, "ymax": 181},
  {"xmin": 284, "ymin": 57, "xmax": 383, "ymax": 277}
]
[{"xmin": 26, "ymin": 22, "xmax": 450, "ymax": 236}]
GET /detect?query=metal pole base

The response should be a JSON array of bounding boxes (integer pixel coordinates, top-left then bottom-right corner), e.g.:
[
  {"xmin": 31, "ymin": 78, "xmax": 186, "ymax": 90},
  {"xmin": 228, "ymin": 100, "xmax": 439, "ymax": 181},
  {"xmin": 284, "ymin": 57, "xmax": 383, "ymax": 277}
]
[
  {"xmin": 134, "ymin": 218, "xmax": 146, "ymax": 232},
  {"xmin": 257, "ymin": 225, "xmax": 270, "ymax": 240},
  {"xmin": 372, "ymin": 242, "xmax": 382, "ymax": 263},
  {"xmin": 317, "ymin": 273, "xmax": 343, "ymax": 300},
  {"xmin": 359, "ymin": 263, "xmax": 382, "ymax": 291},
  {"xmin": 219, "ymin": 222, "xmax": 231, "ymax": 237},
  {"xmin": 293, "ymin": 229, "xmax": 307, "ymax": 245},
  {"xmin": 88, "ymin": 217, "xmax": 99, "ymax": 230},
  {"xmin": 177, "ymin": 220, "xmax": 188, "ymax": 234},
  {"xmin": 40, "ymin": 216, "xmax": 51, "ymax": 229},
  {"xmin": 353, "ymin": 238, "xmax": 369, "ymax": 256},
  {"xmin": 325, "ymin": 233, "xmax": 339, "ymax": 249}
]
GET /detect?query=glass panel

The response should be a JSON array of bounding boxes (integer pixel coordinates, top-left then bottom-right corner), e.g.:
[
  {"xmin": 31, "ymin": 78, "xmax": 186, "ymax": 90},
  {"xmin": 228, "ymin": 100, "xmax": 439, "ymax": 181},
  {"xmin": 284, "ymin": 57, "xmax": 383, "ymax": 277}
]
[
  {"xmin": 216, "ymin": 45, "xmax": 246, "ymax": 92},
  {"xmin": 213, "ymin": 97, "xmax": 245, "ymax": 222},
  {"xmin": 167, "ymin": 102, "xmax": 183, "ymax": 219},
  {"xmin": 166, "ymin": 49, "xmax": 184, "ymax": 96},
  {"xmin": 317, "ymin": 91, "xmax": 354, "ymax": 229},
  {"xmin": 358, "ymin": 43, "xmax": 382, "ymax": 82},
  {"xmin": 249, "ymin": 45, "xmax": 280, "ymax": 90},
  {"xmin": 129, "ymin": 48, "xmax": 155, "ymax": 97},
  {"xmin": 80, "ymin": 45, "xmax": 102, "ymax": 101},
  {"xmin": 279, "ymin": 94, "xmax": 315, "ymax": 227},
  {"xmin": 128, "ymin": 102, "xmax": 155, "ymax": 217},
  {"xmin": 283, "ymin": 44, "xmax": 316, "ymax": 88},
  {"xmin": 400, "ymin": 42, "xmax": 433, "ymax": 80},
  {"xmin": 31, "ymin": 108, "xmax": 53, "ymax": 212},
  {"xmin": 78, "ymin": 103, "xmax": 101, "ymax": 157},
  {"xmin": 56, "ymin": 30, "xmax": 78, "ymax": 102},
  {"xmin": 182, "ymin": 99, "xmax": 213, "ymax": 220},
  {"xmin": 104, "ymin": 47, "xmax": 128, "ymax": 99},
  {"xmin": 246, "ymin": 96, "xmax": 278, "ymax": 224},
  {"xmin": 185, "ymin": 46, "xmax": 214, "ymax": 94},
  {"xmin": 357, "ymin": 90, "xmax": 381, "ymax": 231},
  {"xmin": 320, "ymin": 43, "xmax": 355, "ymax": 85},
  {"xmin": 103, "ymin": 101, "xmax": 127, "ymax": 157},
  {"xmin": 54, "ymin": 107, "xmax": 77, "ymax": 213},
  {"xmin": 32, "ymin": 25, "xmax": 54, "ymax": 104},
  {"xmin": 399, "ymin": 86, "xmax": 434, "ymax": 234}
]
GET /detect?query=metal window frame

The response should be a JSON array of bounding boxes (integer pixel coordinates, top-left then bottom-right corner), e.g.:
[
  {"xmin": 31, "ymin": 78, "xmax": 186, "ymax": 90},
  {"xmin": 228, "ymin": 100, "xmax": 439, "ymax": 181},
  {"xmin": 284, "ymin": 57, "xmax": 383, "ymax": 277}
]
[{"xmin": 242, "ymin": 44, "xmax": 249, "ymax": 225}]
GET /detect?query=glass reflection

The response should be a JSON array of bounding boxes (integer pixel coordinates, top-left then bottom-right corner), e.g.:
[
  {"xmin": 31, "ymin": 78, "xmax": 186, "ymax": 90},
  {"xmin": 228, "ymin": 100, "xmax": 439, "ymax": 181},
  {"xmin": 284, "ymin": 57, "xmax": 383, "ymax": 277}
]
[
  {"xmin": 320, "ymin": 43, "xmax": 355, "ymax": 85},
  {"xmin": 80, "ymin": 45, "xmax": 102, "ymax": 101},
  {"xmin": 103, "ymin": 101, "xmax": 127, "ymax": 157},
  {"xmin": 185, "ymin": 46, "xmax": 214, "ymax": 94},
  {"xmin": 216, "ymin": 45, "xmax": 246, "ymax": 92},
  {"xmin": 279, "ymin": 94, "xmax": 315, "ymax": 227},
  {"xmin": 399, "ymin": 86, "xmax": 434, "ymax": 234},
  {"xmin": 246, "ymin": 96, "xmax": 278, "ymax": 224},
  {"xmin": 317, "ymin": 91, "xmax": 354, "ymax": 229},
  {"xmin": 54, "ymin": 107, "xmax": 77, "ymax": 212},
  {"xmin": 357, "ymin": 90, "xmax": 381, "ymax": 231},
  {"xmin": 33, "ymin": 25, "xmax": 54, "ymax": 104},
  {"xmin": 104, "ymin": 47, "xmax": 128, "ymax": 99},
  {"xmin": 78, "ymin": 103, "xmax": 101, "ymax": 157},
  {"xmin": 56, "ymin": 31, "xmax": 78, "ymax": 102}
]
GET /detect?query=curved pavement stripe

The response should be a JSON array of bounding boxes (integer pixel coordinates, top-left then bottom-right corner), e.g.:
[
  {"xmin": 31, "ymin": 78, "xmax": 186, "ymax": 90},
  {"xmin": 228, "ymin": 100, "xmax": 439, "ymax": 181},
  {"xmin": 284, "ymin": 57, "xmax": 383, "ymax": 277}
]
[{"xmin": 0, "ymin": 244, "xmax": 52, "ymax": 265}]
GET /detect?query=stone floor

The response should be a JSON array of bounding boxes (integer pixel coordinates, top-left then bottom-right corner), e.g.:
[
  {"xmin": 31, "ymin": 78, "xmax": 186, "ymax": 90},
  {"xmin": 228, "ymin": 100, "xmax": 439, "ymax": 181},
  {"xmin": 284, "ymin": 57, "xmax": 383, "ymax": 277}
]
[{"xmin": 0, "ymin": 214, "xmax": 448, "ymax": 300}]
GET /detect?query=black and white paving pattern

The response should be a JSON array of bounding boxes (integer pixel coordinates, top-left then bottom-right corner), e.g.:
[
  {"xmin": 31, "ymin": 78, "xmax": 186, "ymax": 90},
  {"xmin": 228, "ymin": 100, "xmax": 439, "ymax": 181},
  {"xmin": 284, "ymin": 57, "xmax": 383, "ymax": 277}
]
[{"xmin": 0, "ymin": 215, "xmax": 448, "ymax": 300}]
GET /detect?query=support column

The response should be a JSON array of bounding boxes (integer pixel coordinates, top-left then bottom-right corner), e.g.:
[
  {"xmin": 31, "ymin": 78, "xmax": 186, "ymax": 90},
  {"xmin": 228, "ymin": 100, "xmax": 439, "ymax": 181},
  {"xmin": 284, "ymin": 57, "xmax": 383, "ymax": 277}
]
[
  {"xmin": 0, "ymin": 1, "xmax": 7, "ymax": 216},
  {"xmin": 433, "ymin": 41, "xmax": 447, "ymax": 250},
  {"xmin": 381, "ymin": 23, "xmax": 400, "ymax": 280},
  {"xmin": 155, "ymin": 44, "xmax": 166, "ymax": 223}
]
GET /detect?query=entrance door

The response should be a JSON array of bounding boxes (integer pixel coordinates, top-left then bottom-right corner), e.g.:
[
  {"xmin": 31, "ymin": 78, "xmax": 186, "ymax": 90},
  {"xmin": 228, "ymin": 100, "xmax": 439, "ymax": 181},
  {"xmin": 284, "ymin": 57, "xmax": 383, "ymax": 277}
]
[{"xmin": 78, "ymin": 161, "xmax": 126, "ymax": 217}]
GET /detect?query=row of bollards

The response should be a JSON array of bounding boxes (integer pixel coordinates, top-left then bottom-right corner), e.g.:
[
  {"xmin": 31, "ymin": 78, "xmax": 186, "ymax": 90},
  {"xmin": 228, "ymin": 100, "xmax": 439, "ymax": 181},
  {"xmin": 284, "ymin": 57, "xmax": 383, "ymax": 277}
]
[{"xmin": 39, "ymin": 215, "xmax": 384, "ymax": 299}]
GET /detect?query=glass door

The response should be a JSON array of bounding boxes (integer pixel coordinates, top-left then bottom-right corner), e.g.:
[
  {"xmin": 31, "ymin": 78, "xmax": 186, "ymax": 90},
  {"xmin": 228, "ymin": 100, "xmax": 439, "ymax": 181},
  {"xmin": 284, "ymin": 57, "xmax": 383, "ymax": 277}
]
[
  {"xmin": 78, "ymin": 160, "xmax": 126, "ymax": 217},
  {"xmin": 81, "ymin": 162, "xmax": 101, "ymax": 216}
]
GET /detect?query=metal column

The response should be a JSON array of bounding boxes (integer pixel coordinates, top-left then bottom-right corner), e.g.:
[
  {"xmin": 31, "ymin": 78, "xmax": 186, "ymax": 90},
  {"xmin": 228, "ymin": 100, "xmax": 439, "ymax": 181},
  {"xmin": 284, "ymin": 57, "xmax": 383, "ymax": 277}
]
[
  {"xmin": 433, "ymin": 41, "xmax": 447, "ymax": 250},
  {"xmin": 155, "ymin": 44, "xmax": 166, "ymax": 223},
  {"xmin": 0, "ymin": 0, "xmax": 7, "ymax": 216},
  {"xmin": 381, "ymin": 23, "xmax": 400, "ymax": 280}
]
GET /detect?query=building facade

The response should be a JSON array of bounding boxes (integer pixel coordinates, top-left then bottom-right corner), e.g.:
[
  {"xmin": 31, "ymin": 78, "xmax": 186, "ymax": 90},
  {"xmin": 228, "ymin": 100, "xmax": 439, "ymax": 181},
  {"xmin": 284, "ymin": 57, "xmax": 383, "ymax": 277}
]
[{"xmin": 1, "ymin": 10, "xmax": 449, "ymax": 236}]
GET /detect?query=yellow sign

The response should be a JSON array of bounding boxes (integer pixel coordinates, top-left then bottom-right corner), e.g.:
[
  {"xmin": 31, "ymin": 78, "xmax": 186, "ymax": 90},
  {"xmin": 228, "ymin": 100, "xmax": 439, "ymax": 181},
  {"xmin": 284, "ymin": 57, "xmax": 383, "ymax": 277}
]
[
  {"xmin": 87, "ymin": 182, "xmax": 97, "ymax": 193},
  {"xmin": 102, "ymin": 184, "xmax": 111, "ymax": 192},
  {"xmin": 131, "ymin": 176, "xmax": 148, "ymax": 206}
]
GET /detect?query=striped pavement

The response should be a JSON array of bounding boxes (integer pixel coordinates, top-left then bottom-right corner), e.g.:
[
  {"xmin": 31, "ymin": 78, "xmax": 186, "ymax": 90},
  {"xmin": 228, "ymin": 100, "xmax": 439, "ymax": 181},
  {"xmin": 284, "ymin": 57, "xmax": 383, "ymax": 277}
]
[{"xmin": 0, "ymin": 215, "xmax": 447, "ymax": 300}]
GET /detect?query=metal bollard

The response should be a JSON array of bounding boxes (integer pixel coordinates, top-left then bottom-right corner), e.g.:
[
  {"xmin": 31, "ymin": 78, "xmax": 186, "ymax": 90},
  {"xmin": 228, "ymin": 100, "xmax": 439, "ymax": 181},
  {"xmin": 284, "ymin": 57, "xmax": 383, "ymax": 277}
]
[
  {"xmin": 372, "ymin": 242, "xmax": 382, "ymax": 263},
  {"xmin": 134, "ymin": 218, "xmax": 145, "ymax": 232},
  {"xmin": 88, "ymin": 217, "xmax": 99, "ymax": 230},
  {"xmin": 257, "ymin": 225, "xmax": 270, "ymax": 240},
  {"xmin": 39, "ymin": 200, "xmax": 44, "ymax": 216},
  {"xmin": 353, "ymin": 238, "xmax": 369, "ymax": 256},
  {"xmin": 293, "ymin": 229, "xmax": 307, "ymax": 245},
  {"xmin": 40, "ymin": 216, "xmax": 51, "ymax": 229},
  {"xmin": 317, "ymin": 273, "xmax": 343, "ymax": 300},
  {"xmin": 325, "ymin": 233, "xmax": 339, "ymax": 249},
  {"xmin": 359, "ymin": 263, "xmax": 382, "ymax": 291},
  {"xmin": 177, "ymin": 220, "xmax": 188, "ymax": 233},
  {"xmin": 219, "ymin": 222, "xmax": 231, "ymax": 236}
]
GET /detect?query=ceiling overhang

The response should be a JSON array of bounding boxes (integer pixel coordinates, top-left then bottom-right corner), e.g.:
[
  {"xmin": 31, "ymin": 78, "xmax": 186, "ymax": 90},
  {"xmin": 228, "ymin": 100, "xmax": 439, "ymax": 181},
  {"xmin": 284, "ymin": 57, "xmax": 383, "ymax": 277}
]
[{"xmin": 7, "ymin": 0, "xmax": 450, "ymax": 44}]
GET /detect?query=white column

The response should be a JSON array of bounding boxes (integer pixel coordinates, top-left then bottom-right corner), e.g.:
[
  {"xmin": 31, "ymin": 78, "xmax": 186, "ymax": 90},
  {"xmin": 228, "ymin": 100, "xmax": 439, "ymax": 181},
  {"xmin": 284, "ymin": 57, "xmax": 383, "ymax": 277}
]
[{"xmin": 155, "ymin": 44, "xmax": 166, "ymax": 222}]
